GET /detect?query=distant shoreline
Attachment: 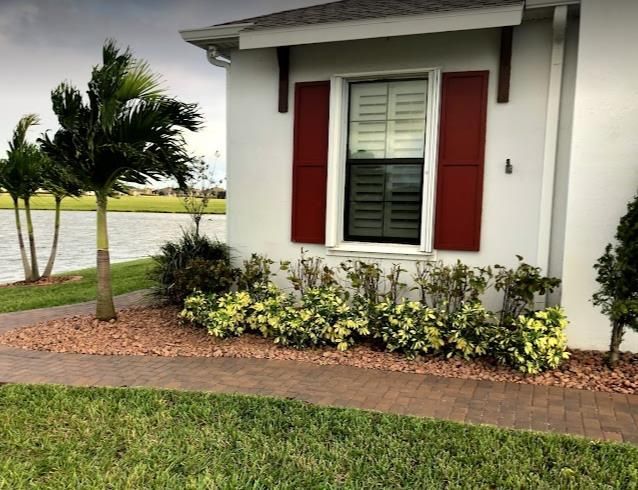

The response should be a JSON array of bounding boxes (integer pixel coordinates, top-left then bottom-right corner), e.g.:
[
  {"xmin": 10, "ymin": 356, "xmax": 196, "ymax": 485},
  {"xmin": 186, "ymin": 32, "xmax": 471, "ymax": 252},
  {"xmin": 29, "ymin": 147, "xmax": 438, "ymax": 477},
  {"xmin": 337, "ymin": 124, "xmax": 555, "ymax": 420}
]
[{"xmin": 0, "ymin": 194, "xmax": 226, "ymax": 215}]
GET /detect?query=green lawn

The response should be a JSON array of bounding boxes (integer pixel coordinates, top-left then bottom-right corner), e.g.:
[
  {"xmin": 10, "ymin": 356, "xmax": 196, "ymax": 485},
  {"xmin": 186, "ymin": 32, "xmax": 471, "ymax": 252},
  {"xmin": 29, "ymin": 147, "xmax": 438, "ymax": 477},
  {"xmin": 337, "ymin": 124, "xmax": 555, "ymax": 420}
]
[
  {"xmin": 0, "ymin": 193, "xmax": 226, "ymax": 214},
  {"xmin": 0, "ymin": 259, "xmax": 154, "ymax": 313},
  {"xmin": 0, "ymin": 385, "xmax": 635, "ymax": 488}
]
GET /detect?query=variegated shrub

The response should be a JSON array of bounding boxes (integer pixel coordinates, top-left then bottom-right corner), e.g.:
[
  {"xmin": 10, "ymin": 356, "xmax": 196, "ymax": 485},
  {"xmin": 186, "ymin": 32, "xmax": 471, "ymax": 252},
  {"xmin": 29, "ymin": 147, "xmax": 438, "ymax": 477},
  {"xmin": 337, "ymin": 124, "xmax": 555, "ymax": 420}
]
[{"xmin": 494, "ymin": 306, "xmax": 570, "ymax": 374}]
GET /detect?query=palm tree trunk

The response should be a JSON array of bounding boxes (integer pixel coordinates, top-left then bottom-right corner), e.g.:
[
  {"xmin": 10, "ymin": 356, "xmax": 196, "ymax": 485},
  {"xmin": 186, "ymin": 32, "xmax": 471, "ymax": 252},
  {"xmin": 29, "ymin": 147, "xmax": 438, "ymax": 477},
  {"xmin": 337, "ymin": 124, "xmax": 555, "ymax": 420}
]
[
  {"xmin": 96, "ymin": 192, "xmax": 116, "ymax": 320},
  {"xmin": 12, "ymin": 197, "xmax": 32, "ymax": 282},
  {"xmin": 42, "ymin": 196, "xmax": 62, "ymax": 278},
  {"xmin": 23, "ymin": 197, "xmax": 40, "ymax": 281}
]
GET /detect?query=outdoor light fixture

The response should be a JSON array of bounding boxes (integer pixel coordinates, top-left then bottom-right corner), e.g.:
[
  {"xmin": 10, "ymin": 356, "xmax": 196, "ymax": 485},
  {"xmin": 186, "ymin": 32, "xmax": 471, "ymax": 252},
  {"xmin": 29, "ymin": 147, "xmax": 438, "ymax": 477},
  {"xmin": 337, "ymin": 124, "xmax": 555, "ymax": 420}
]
[{"xmin": 505, "ymin": 158, "xmax": 513, "ymax": 174}]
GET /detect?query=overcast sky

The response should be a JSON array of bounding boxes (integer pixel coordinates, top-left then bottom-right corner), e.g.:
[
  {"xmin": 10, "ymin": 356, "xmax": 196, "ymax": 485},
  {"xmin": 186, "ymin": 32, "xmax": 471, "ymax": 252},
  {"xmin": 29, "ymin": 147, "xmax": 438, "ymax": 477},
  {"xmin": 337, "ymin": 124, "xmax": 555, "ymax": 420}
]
[{"xmin": 0, "ymin": 0, "xmax": 324, "ymax": 184}]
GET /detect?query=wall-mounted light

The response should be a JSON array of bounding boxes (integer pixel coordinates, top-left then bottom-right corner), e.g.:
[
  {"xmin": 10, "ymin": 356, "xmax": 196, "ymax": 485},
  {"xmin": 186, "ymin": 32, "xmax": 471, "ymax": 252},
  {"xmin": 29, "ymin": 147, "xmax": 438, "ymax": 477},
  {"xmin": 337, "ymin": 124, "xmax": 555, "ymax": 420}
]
[{"xmin": 505, "ymin": 158, "xmax": 513, "ymax": 174}]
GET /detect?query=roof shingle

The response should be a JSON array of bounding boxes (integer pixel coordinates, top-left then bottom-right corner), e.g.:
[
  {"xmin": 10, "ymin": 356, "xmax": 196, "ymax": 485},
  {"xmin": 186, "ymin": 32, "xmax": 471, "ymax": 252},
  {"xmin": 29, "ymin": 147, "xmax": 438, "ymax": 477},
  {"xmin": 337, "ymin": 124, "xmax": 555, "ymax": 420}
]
[{"xmin": 218, "ymin": 0, "xmax": 522, "ymax": 31}]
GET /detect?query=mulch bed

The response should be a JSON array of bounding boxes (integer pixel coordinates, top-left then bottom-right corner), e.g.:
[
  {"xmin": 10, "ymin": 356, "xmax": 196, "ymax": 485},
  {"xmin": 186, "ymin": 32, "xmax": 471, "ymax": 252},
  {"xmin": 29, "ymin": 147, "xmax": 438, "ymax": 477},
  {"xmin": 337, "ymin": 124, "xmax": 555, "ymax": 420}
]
[
  {"xmin": 0, "ymin": 306, "xmax": 636, "ymax": 395},
  {"xmin": 0, "ymin": 276, "xmax": 83, "ymax": 288}
]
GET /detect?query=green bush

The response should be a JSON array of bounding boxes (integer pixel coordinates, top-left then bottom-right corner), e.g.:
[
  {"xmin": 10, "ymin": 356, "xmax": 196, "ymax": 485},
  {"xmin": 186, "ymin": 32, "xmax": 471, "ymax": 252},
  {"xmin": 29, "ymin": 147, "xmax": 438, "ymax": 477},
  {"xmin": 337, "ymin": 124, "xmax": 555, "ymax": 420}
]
[
  {"xmin": 253, "ymin": 285, "xmax": 369, "ymax": 351},
  {"xmin": 151, "ymin": 231, "xmax": 236, "ymax": 305},
  {"xmin": 237, "ymin": 254, "xmax": 275, "ymax": 297},
  {"xmin": 181, "ymin": 290, "xmax": 252, "ymax": 338},
  {"xmin": 373, "ymin": 300, "xmax": 444, "ymax": 357},
  {"xmin": 493, "ymin": 256, "xmax": 561, "ymax": 327},
  {"xmin": 280, "ymin": 248, "xmax": 337, "ymax": 294},
  {"xmin": 444, "ymin": 301, "xmax": 495, "ymax": 359},
  {"xmin": 413, "ymin": 260, "xmax": 491, "ymax": 315},
  {"xmin": 178, "ymin": 249, "xmax": 571, "ymax": 373},
  {"xmin": 493, "ymin": 306, "xmax": 570, "ymax": 374},
  {"xmin": 593, "ymin": 192, "xmax": 638, "ymax": 366},
  {"xmin": 182, "ymin": 283, "xmax": 369, "ymax": 351}
]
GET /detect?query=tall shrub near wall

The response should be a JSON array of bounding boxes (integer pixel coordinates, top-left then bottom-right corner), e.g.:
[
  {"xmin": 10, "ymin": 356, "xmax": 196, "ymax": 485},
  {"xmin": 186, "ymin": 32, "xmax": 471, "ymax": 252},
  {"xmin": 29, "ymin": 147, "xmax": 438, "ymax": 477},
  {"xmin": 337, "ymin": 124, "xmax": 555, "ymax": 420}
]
[{"xmin": 593, "ymin": 192, "xmax": 638, "ymax": 366}]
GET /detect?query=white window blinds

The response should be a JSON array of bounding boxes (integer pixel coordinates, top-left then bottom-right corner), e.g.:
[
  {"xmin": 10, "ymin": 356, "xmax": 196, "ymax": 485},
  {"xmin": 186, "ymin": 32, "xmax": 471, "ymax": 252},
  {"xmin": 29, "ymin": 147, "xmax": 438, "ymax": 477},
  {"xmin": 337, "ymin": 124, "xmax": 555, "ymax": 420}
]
[{"xmin": 348, "ymin": 80, "xmax": 427, "ymax": 160}]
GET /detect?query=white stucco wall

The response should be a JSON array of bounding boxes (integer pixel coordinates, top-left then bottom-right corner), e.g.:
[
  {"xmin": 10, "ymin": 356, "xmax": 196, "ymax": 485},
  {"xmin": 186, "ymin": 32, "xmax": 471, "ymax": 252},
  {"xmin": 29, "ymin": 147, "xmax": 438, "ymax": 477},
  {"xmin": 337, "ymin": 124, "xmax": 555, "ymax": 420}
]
[
  {"xmin": 561, "ymin": 0, "xmax": 638, "ymax": 352},
  {"xmin": 228, "ymin": 20, "xmax": 557, "ymax": 259},
  {"xmin": 225, "ymin": 17, "xmax": 605, "ymax": 346}
]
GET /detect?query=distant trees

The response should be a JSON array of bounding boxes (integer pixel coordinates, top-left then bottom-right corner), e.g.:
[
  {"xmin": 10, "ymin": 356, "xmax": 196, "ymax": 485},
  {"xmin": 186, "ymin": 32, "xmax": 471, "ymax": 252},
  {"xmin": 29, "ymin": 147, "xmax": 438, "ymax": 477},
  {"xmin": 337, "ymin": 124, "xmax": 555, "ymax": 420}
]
[{"xmin": 40, "ymin": 40, "xmax": 202, "ymax": 320}]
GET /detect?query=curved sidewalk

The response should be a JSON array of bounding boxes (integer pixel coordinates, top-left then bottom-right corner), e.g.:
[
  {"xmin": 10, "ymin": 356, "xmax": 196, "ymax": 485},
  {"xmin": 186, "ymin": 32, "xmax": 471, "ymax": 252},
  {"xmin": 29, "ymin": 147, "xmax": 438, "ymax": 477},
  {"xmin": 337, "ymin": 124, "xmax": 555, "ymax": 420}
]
[{"xmin": 0, "ymin": 294, "xmax": 637, "ymax": 444}]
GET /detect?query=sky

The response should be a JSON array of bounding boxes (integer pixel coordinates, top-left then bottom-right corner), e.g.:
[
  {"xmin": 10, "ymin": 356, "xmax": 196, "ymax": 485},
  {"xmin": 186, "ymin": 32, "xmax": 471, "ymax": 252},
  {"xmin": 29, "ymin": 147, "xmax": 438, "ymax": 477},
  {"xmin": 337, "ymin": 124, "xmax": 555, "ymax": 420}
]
[{"xmin": 0, "ymin": 0, "xmax": 325, "ymax": 185}]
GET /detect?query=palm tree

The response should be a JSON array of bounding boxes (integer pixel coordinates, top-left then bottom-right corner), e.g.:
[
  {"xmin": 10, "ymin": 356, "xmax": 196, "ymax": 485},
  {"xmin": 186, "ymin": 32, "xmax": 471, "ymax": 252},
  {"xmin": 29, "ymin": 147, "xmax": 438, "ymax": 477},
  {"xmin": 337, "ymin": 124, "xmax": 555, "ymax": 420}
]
[
  {"xmin": 0, "ymin": 114, "xmax": 46, "ymax": 282},
  {"xmin": 41, "ymin": 161, "xmax": 82, "ymax": 278},
  {"xmin": 40, "ymin": 40, "xmax": 203, "ymax": 320}
]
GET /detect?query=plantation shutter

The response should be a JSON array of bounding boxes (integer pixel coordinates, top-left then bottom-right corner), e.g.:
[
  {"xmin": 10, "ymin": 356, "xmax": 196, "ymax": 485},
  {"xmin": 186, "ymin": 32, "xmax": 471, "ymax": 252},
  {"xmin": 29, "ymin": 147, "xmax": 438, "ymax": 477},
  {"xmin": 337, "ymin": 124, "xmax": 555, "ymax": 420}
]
[
  {"xmin": 346, "ymin": 80, "xmax": 427, "ymax": 244},
  {"xmin": 347, "ymin": 164, "xmax": 423, "ymax": 240},
  {"xmin": 434, "ymin": 71, "xmax": 489, "ymax": 251},
  {"xmin": 291, "ymin": 81, "xmax": 330, "ymax": 244}
]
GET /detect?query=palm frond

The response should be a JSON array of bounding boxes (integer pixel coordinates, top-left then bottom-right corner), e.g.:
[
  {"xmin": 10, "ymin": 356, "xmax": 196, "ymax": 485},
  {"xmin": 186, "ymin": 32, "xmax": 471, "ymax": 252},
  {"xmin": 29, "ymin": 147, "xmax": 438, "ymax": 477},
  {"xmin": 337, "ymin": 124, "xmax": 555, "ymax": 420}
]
[
  {"xmin": 51, "ymin": 84, "xmax": 85, "ymax": 130},
  {"xmin": 9, "ymin": 114, "xmax": 40, "ymax": 152},
  {"xmin": 41, "ymin": 40, "xmax": 204, "ymax": 195},
  {"xmin": 116, "ymin": 60, "xmax": 164, "ymax": 101}
]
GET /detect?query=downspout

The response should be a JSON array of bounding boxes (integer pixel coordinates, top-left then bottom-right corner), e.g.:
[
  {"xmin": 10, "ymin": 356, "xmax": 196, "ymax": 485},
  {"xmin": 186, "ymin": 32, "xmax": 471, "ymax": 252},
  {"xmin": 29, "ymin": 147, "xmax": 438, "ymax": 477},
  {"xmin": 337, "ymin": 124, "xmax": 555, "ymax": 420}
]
[
  {"xmin": 206, "ymin": 45, "xmax": 230, "ymax": 68},
  {"xmin": 537, "ymin": 5, "xmax": 568, "ymax": 289}
]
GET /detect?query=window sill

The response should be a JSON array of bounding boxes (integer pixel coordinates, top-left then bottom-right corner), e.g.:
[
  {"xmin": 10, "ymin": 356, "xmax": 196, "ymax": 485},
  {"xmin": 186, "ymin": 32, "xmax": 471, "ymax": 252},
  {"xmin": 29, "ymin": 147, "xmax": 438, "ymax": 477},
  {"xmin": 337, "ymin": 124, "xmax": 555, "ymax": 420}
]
[{"xmin": 326, "ymin": 242, "xmax": 435, "ymax": 261}]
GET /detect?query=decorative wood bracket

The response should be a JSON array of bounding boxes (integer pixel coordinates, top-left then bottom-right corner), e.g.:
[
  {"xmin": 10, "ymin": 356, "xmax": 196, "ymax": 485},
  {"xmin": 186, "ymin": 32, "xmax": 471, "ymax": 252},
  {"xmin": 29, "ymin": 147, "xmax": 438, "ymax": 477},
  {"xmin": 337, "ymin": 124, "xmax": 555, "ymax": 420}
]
[
  {"xmin": 497, "ymin": 26, "xmax": 513, "ymax": 103},
  {"xmin": 277, "ymin": 46, "xmax": 290, "ymax": 113}
]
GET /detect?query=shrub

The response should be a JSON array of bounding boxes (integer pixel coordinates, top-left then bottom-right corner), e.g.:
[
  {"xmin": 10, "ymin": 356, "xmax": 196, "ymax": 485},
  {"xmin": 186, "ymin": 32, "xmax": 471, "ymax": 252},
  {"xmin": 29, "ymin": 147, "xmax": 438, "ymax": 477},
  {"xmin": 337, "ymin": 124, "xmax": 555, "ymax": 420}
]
[
  {"xmin": 172, "ymin": 258, "xmax": 238, "ymax": 302},
  {"xmin": 493, "ymin": 256, "xmax": 561, "ymax": 327},
  {"xmin": 249, "ymin": 283, "xmax": 298, "ymax": 338},
  {"xmin": 237, "ymin": 254, "xmax": 275, "ymax": 298},
  {"xmin": 253, "ymin": 285, "xmax": 368, "ymax": 351},
  {"xmin": 374, "ymin": 300, "xmax": 445, "ymax": 357},
  {"xmin": 301, "ymin": 286, "xmax": 369, "ymax": 350},
  {"xmin": 413, "ymin": 260, "xmax": 491, "ymax": 315},
  {"xmin": 341, "ymin": 260, "xmax": 384, "ymax": 306},
  {"xmin": 280, "ymin": 249, "xmax": 337, "ymax": 295},
  {"xmin": 444, "ymin": 302, "xmax": 495, "ymax": 359},
  {"xmin": 151, "ymin": 231, "xmax": 235, "ymax": 305},
  {"xmin": 181, "ymin": 290, "xmax": 252, "ymax": 338},
  {"xmin": 593, "ymin": 192, "xmax": 638, "ymax": 367},
  {"xmin": 493, "ymin": 306, "xmax": 570, "ymax": 374},
  {"xmin": 178, "ymin": 250, "xmax": 571, "ymax": 373}
]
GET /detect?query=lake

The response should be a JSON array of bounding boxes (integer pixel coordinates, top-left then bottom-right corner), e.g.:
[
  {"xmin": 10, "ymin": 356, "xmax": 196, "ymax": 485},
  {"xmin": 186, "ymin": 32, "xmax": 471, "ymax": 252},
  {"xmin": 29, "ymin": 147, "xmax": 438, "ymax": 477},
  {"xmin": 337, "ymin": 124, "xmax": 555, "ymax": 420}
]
[{"xmin": 0, "ymin": 210, "xmax": 226, "ymax": 284}]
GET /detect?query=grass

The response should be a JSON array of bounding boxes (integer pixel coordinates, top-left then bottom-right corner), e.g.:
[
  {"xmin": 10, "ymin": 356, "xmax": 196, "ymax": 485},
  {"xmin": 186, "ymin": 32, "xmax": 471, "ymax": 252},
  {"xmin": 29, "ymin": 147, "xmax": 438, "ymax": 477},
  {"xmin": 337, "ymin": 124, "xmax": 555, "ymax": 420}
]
[
  {"xmin": 0, "ymin": 384, "xmax": 636, "ymax": 489},
  {"xmin": 0, "ymin": 193, "xmax": 226, "ymax": 214},
  {"xmin": 0, "ymin": 258, "xmax": 154, "ymax": 313}
]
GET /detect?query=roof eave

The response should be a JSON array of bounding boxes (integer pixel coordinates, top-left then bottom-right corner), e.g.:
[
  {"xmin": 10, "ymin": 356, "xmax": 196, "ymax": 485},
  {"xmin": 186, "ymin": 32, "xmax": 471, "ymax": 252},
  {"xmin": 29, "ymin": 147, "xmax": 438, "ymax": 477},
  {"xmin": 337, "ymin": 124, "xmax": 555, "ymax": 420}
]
[{"xmin": 178, "ymin": 23, "xmax": 251, "ymax": 53}]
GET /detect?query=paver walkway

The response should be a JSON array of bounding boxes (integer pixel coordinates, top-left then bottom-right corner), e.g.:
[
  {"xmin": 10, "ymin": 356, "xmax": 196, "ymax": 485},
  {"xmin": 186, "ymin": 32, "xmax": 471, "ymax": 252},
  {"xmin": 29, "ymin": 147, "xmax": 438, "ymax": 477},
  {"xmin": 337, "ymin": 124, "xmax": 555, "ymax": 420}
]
[{"xmin": 1, "ymin": 293, "xmax": 637, "ymax": 444}]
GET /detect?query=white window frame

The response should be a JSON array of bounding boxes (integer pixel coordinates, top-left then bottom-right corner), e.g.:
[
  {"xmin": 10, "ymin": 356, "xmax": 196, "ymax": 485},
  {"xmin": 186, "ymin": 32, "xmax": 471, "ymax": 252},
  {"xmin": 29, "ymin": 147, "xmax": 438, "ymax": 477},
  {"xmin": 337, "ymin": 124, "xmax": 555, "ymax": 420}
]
[{"xmin": 325, "ymin": 67, "xmax": 442, "ymax": 259}]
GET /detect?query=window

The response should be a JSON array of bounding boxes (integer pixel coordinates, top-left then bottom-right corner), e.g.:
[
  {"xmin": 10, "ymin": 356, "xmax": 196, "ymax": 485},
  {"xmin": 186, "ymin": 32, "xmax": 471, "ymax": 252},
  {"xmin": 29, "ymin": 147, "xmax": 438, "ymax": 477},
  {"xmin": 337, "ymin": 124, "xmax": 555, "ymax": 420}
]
[{"xmin": 344, "ymin": 79, "xmax": 428, "ymax": 244}]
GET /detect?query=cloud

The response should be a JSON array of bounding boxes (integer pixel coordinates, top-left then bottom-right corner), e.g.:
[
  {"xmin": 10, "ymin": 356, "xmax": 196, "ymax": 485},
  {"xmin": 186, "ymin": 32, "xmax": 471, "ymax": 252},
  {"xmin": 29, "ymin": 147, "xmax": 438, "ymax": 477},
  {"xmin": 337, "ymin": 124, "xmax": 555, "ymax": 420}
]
[{"xmin": 0, "ymin": 0, "xmax": 327, "ymax": 179}]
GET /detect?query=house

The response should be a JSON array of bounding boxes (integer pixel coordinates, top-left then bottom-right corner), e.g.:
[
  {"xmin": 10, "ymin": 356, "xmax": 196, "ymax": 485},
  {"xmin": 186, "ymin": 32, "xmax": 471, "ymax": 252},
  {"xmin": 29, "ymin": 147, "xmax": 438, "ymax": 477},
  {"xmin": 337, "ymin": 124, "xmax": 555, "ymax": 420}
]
[
  {"xmin": 180, "ymin": 0, "xmax": 638, "ymax": 351},
  {"xmin": 155, "ymin": 186, "xmax": 178, "ymax": 197}
]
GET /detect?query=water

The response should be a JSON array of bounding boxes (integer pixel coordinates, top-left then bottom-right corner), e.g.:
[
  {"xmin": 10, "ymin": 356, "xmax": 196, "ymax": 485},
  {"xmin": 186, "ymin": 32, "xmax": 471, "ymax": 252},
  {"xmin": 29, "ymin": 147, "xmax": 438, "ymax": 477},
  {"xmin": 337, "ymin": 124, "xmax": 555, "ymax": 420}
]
[{"xmin": 0, "ymin": 210, "xmax": 226, "ymax": 284}]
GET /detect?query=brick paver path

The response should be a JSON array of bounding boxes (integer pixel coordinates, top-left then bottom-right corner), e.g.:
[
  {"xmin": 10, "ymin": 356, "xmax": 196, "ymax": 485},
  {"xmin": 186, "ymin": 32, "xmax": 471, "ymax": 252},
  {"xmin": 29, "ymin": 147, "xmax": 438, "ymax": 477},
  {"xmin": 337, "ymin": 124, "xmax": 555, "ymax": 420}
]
[{"xmin": 1, "ymin": 293, "xmax": 637, "ymax": 444}]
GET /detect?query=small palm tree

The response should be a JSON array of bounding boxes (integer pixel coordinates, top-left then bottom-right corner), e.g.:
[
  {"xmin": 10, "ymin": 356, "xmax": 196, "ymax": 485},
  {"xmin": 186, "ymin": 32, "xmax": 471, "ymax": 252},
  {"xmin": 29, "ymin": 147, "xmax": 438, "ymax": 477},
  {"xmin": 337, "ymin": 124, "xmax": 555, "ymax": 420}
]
[
  {"xmin": 0, "ymin": 114, "xmax": 46, "ymax": 282},
  {"xmin": 40, "ymin": 160, "xmax": 82, "ymax": 278},
  {"xmin": 40, "ymin": 40, "xmax": 203, "ymax": 320}
]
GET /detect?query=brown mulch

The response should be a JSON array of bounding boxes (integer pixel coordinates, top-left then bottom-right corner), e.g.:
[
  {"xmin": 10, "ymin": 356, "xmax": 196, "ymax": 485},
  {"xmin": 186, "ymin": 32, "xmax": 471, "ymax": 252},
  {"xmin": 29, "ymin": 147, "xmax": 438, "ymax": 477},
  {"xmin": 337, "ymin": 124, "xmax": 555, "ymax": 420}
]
[
  {"xmin": 0, "ymin": 306, "xmax": 636, "ymax": 395},
  {"xmin": 0, "ymin": 276, "xmax": 83, "ymax": 288}
]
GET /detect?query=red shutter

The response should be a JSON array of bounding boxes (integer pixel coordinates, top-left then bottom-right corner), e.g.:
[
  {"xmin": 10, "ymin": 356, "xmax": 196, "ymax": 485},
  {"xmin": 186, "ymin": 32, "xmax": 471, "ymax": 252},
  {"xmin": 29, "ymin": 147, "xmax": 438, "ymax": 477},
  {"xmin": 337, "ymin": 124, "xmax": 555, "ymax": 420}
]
[
  {"xmin": 434, "ymin": 71, "xmax": 489, "ymax": 251},
  {"xmin": 291, "ymin": 81, "xmax": 330, "ymax": 244}
]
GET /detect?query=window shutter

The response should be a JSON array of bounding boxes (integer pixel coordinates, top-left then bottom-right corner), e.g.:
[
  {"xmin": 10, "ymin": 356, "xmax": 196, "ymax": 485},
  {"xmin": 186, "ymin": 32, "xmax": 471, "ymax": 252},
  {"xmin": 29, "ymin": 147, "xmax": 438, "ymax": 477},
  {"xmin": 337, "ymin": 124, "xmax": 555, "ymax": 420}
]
[
  {"xmin": 291, "ymin": 81, "xmax": 330, "ymax": 244},
  {"xmin": 434, "ymin": 71, "xmax": 489, "ymax": 251}
]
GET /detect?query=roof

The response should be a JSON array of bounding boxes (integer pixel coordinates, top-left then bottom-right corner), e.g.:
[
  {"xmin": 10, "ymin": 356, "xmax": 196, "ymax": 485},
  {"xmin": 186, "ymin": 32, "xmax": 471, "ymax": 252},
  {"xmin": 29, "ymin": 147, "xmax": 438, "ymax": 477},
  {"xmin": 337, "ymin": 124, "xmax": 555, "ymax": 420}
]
[
  {"xmin": 180, "ymin": 0, "xmax": 525, "ymax": 54},
  {"xmin": 217, "ymin": 0, "xmax": 523, "ymax": 31}
]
